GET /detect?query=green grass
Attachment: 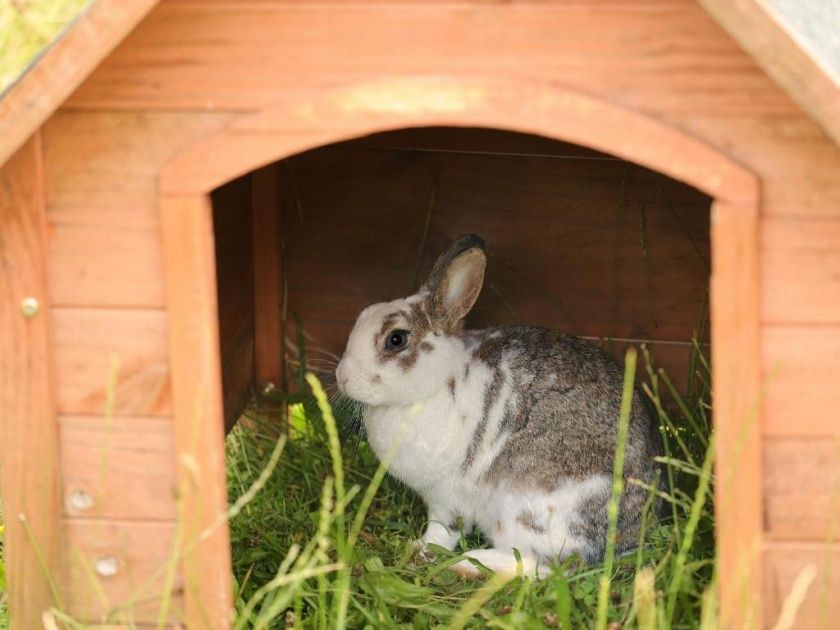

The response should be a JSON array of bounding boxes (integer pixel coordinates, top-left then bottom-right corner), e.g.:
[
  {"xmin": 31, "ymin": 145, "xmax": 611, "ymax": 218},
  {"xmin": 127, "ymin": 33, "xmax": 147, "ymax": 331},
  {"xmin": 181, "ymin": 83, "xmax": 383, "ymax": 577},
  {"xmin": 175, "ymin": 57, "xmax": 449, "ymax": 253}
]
[
  {"xmin": 0, "ymin": 0, "xmax": 90, "ymax": 94},
  {"xmin": 226, "ymin": 344, "xmax": 716, "ymax": 629}
]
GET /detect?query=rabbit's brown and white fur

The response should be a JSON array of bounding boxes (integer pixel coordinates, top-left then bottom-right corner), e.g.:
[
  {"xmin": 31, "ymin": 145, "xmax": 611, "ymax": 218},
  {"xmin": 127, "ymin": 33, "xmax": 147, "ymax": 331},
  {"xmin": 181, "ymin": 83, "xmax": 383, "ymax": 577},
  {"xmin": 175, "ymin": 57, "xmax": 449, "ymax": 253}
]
[{"xmin": 336, "ymin": 234, "xmax": 661, "ymax": 578}]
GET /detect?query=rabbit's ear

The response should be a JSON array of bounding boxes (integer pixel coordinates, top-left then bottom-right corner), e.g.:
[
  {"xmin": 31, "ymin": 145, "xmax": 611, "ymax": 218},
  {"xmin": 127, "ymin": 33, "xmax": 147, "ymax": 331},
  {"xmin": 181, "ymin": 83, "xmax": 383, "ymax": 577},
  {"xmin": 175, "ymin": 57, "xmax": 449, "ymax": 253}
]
[{"xmin": 424, "ymin": 234, "xmax": 486, "ymax": 329}]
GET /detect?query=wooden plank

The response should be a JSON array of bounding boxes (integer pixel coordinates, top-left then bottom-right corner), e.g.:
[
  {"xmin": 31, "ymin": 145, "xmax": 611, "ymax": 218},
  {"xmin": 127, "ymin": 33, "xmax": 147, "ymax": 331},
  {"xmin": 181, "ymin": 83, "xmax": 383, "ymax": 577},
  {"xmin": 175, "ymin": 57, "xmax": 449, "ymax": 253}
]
[
  {"xmin": 762, "ymin": 219, "xmax": 840, "ymax": 324},
  {"xmin": 68, "ymin": 3, "xmax": 795, "ymax": 117},
  {"xmin": 160, "ymin": 194, "xmax": 232, "ymax": 629},
  {"xmin": 0, "ymin": 135, "xmax": 63, "ymax": 628},
  {"xmin": 0, "ymin": 0, "xmax": 160, "ymax": 165},
  {"xmin": 711, "ymin": 200, "xmax": 762, "ymax": 629},
  {"xmin": 764, "ymin": 542, "xmax": 840, "ymax": 629},
  {"xmin": 763, "ymin": 326, "xmax": 840, "ymax": 437},
  {"xmin": 212, "ymin": 173, "xmax": 256, "ymax": 430},
  {"xmin": 60, "ymin": 415, "xmax": 177, "ymax": 521},
  {"xmin": 252, "ymin": 163, "xmax": 283, "ymax": 387},
  {"xmin": 52, "ymin": 307, "xmax": 171, "ymax": 416},
  {"xmin": 764, "ymin": 437, "xmax": 840, "ymax": 541},
  {"xmin": 43, "ymin": 110, "xmax": 235, "ymax": 220},
  {"xmin": 65, "ymin": 518, "xmax": 184, "ymax": 624},
  {"xmin": 699, "ymin": 0, "xmax": 840, "ymax": 149},
  {"xmin": 48, "ymin": 223, "xmax": 165, "ymax": 308}
]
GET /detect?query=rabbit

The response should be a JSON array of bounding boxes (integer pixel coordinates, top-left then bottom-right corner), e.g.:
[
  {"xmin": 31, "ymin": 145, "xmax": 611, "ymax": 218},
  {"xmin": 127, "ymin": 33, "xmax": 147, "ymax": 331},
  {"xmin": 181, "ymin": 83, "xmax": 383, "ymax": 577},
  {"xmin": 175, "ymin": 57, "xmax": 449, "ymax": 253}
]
[{"xmin": 335, "ymin": 234, "xmax": 662, "ymax": 578}]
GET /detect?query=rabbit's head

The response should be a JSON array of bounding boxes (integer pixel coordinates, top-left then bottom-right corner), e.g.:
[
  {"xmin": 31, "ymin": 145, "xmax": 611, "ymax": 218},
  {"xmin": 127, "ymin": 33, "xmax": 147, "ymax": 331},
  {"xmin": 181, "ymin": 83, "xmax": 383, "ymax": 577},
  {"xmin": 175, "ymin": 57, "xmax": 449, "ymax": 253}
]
[{"xmin": 336, "ymin": 234, "xmax": 486, "ymax": 406}]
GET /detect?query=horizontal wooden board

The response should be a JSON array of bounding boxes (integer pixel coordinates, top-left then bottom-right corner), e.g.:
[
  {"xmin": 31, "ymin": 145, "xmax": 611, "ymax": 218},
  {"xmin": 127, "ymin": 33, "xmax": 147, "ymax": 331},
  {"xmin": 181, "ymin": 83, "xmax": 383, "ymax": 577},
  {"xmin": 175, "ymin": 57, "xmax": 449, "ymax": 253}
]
[
  {"xmin": 65, "ymin": 518, "xmax": 183, "ymax": 624},
  {"xmin": 764, "ymin": 542, "xmax": 840, "ymax": 629},
  {"xmin": 762, "ymin": 219, "xmax": 840, "ymax": 325},
  {"xmin": 279, "ymin": 138, "xmax": 711, "ymax": 353},
  {"xmin": 762, "ymin": 326, "xmax": 840, "ymax": 436},
  {"xmin": 764, "ymin": 437, "xmax": 840, "ymax": 541},
  {"xmin": 67, "ymin": 3, "xmax": 795, "ymax": 116},
  {"xmin": 53, "ymin": 308, "xmax": 171, "ymax": 416},
  {"xmin": 43, "ymin": 110, "xmax": 234, "ymax": 220},
  {"xmin": 48, "ymin": 223, "xmax": 165, "ymax": 308},
  {"xmin": 60, "ymin": 415, "xmax": 177, "ymax": 521}
]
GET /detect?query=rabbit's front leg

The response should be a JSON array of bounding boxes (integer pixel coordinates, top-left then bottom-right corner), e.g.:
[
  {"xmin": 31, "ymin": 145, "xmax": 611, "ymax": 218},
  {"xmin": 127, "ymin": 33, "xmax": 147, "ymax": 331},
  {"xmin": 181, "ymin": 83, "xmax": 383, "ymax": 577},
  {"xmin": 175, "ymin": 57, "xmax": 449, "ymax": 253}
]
[{"xmin": 413, "ymin": 507, "xmax": 466, "ymax": 561}]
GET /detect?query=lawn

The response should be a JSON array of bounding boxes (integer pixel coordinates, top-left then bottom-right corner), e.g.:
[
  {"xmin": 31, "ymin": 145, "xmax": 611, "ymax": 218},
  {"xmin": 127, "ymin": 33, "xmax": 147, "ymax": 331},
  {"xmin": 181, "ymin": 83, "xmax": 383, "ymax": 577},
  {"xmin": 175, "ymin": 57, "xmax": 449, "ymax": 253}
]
[{"xmin": 225, "ymin": 345, "xmax": 716, "ymax": 629}]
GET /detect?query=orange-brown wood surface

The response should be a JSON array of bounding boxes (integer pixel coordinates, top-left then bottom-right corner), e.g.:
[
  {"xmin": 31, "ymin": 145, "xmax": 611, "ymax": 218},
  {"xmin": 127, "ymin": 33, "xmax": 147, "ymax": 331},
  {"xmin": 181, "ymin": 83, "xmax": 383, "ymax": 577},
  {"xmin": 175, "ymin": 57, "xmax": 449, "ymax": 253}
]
[
  {"xmin": 251, "ymin": 163, "xmax": 284, "ymax": 388},
  {"xmin": 259, "ymin": 130, "xmax": 713, "ymax": 390},
  {"xmin": 763, "ymin": 543, "xmax": 840, "ymax": 629},
  {"xmin": 0, "ymin": 135, "xmax": 64, "ymax": 629},
  {"xmin": 15, "ymin": 0, "xmax": 840, "ymax": 627},
  {"xmin": 52, "ymin": 308, "xmax": 171, "ymax": 416},
  {"xmin": 764, "ymin": 438, "xmax": 840, "ymax": 541},
  {"xmin": 711, "ymin": 201, "xmax": 762, "ymax": 628},
  {"xmin": 65, "ymin": 519, "xmax": 182, "ymax": 623},
  {"xmin": 160, "ymin": 194, "xmax": 232, "ymax": 629},
  {"xmin": 60, "ymin": 415, "xmax": 177, "ymax": 521}
]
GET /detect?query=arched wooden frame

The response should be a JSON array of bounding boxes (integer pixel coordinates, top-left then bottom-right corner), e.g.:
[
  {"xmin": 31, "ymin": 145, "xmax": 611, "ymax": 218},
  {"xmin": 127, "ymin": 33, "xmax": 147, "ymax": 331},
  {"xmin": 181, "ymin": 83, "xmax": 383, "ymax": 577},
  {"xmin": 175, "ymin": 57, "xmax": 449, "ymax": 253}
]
[{"xmin": 158, "ymin": 76, "xmax": 761, "ymax": 629}]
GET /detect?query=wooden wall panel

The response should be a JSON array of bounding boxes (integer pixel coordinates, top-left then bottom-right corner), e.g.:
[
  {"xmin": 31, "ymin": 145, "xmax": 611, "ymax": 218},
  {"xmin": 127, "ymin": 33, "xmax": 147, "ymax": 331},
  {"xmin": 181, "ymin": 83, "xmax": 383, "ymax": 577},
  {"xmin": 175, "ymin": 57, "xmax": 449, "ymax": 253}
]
[
  {"xmin": 212, "ymin": 174, "xmax": 256, "ymax": 429},
  {"xmin": 0, "ymin": 135, "xmax": 63, "ymax": 629},
  {"xmin": 763, "ymin": 327, "xmax": 840, "ymax": 437},
  {"xmin": 65, "ymin": 519, "xmax": 183, "ymax": 624},
  {"xmin": 762, "ymin": 219, "xmax": 840, "ymax": 324},
  {"xmin": 42, "ymin": 110, "xmax": 234, "ymax": 309},
  {"xmin": 60, "ymin": 415, "xmax": 177, "ymax": 521},
  {"xmin": 53, "ymin": 308, "xmax": 170, "ymax": 416},
  {"xmin": 273, "ymin": 134, "xmax": 711, "ymax": 390},
  {"xmin": 67, "ymin": 3, "xmax": 795, "ymax": 116},
  {"xmin": 764, "ymin": 438, "xmax": 840, "ymax": 541},
  {"xmin": 764, "ymin": 543, "xmax": 839, "ymax": 629}
]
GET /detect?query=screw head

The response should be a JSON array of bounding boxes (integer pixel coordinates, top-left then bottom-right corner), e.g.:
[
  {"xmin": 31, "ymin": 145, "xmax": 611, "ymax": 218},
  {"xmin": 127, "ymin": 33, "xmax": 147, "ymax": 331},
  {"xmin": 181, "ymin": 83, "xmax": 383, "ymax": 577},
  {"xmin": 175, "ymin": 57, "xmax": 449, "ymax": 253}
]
[
  {"xmin": 94, "ymin": 555, "xmax": 119, "ymax": 578},
  {"xmin": 20, "ymin": 296, "xmax": 40, "ymax": 319},
  {"xmin": 67, "ymin": 488, "xmax": 93, "ymax": 512}
]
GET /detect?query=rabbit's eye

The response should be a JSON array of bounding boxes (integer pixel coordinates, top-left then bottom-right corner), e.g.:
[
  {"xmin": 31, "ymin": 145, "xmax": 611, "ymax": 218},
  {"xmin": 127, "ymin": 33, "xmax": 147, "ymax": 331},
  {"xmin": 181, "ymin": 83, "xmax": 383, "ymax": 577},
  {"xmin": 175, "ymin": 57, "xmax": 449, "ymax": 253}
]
[{"xmin": 385, "ymin": 330, "xmax": 409, "ymax": 351}]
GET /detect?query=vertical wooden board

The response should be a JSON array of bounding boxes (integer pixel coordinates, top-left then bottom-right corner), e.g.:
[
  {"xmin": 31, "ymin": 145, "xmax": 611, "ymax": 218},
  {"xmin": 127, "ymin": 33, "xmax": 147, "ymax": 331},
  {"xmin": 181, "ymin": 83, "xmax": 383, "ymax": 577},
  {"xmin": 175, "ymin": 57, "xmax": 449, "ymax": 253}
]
[
  {"xmin": 764, "ymin": 543, "xmax": 840, "ymax": 630},
  {"xmin": 60, "ymin": 415, "xmax": 178, "ymax": 521},
  {"xmin": 251, "ymin": 163, "xmax": 284, "ymax": 388},
  {"xmin": 763, "ymin": 326, "xmax": 840, "ymax": 436},
  {"xmin": 160, "ymin": 194, "xmax": 232, "ymax": 629},
  {"xmin": 52, "ymin": 308, "xmax": 171, "ymax": 416},
  {"xmin": 212, "ymin": 174, "xmax": 256, "ymax": 430},
  {"xmin": 0, "ymin": 135, "xmax": 63, "ymax": 627},
  {"xmin": 762, "ymin": 218, "xmax": 840, "ymax": 324},
  {"xmin": 764, "ymin": 438, "xmax": 840, "ymax": 541},
  {"xmin": 710, "ymin": 201, "xmax": 762, "ymax": 628},
  {"xmin": 65, "ymin": 519, "xmax": 184, "ymax": 624}
]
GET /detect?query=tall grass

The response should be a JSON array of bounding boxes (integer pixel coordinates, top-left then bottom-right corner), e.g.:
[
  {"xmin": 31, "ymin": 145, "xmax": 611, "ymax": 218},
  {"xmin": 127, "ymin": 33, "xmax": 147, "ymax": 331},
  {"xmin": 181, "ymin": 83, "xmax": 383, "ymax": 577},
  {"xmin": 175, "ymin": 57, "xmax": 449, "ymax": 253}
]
[{"xmin": 227, "ymin": 342, "xmax": 719, "ymax": 629}]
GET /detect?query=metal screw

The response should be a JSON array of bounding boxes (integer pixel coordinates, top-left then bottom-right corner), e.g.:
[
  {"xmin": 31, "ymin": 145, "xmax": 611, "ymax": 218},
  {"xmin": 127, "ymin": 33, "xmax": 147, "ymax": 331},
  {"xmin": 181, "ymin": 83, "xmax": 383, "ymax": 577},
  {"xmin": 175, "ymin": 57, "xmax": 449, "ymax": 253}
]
[
  {"xmin": 20, "ymin": 296, "xmax": 40, "ymax": 319},
  {"xmin": 260, "ymin": 382, "xmax": 277, "ymax": 396},
  {"xmin": 67, "ymin": 488, "xmax": 93, "ymax": 512},
  {"xmin": 94, "ymin": 555, "xmax": 119, "ymax": 578}
]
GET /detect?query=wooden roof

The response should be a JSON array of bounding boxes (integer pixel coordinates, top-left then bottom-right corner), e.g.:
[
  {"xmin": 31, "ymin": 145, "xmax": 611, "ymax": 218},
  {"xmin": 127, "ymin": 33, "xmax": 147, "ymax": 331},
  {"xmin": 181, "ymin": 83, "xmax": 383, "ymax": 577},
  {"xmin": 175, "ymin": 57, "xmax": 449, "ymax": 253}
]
[{"xmin": 1, "ymin": 0, "xmax": 839, "ymax": 166}]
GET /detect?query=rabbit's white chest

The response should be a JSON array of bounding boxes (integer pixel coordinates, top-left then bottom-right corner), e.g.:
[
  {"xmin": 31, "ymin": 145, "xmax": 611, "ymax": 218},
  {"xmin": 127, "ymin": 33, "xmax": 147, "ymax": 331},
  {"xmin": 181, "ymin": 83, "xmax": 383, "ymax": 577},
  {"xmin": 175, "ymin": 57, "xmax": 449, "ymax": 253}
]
[{"xmin": 364, "ymin": 391, "xmax": 475, "ymax": 489}]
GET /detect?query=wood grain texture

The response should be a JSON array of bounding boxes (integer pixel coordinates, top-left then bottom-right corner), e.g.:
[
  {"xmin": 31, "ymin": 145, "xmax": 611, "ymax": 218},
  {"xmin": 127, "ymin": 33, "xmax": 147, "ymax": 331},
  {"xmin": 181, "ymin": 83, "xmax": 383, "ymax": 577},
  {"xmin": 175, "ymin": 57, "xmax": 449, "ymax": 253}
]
[
  {"xmin": 711, "ymin": 201, "xmax": 762, "ymax": 629},
  {"xmin": 60, "ymin": 415, "xmax": 177, "ymax": 521},
  {"xmin": 764, "ymin": 542, "xmax": 840, "ymax": 629},
  {"xmin": 68, "ymin": 2, "xmax": 796, "ymax": 117},
  {"xmin": 0, "ymin": 135, "xmax": 63, "ymax": 628},
  {"xmin": 252, "ymin": 163, "xmax": 284, "ymax": 388},
  {"xmin": 65, "ymin": 518, "xmax": 183, "ymax": 624},
  {"xmin": 764, "ymin": 437, "xmax": 840, "ymax": 541},
  {"xmin": 212, "ymin": 174, "xmax": 256, "ymax": 431},
  {"xmin": 160, "ymin": 77, "xmax": 758, "ymax": 205},
  {"xmin": 763, "ymin": 326, "xmax": 840, "ymax": 437},
  {"xmin": 699, "ymin": 0, "xmax": 840, "ymax": 149},
  {"xmin": 52, "ymin": 307, "xmax": 170, "ymax": 416},
  {"xmin": 0, "ymin": 0, "xmax": 160, "ymax": 165},
  {"xmin": 160, "ymin": 194, "xmax": 232, "ymax": 629},
  {"xmin": 762, "ymin": 219, "xmax": 840, "ymax": 324}
]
